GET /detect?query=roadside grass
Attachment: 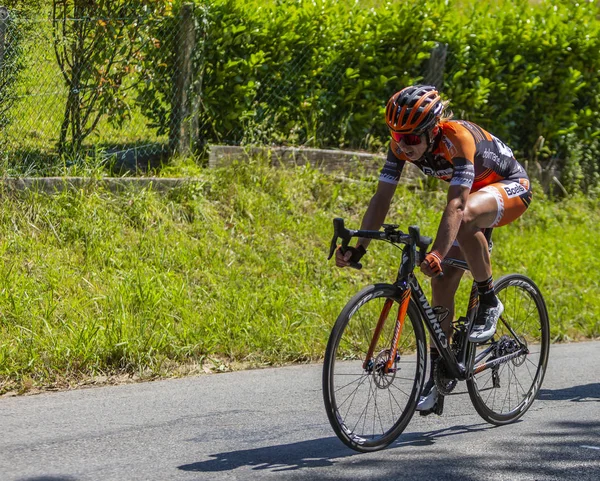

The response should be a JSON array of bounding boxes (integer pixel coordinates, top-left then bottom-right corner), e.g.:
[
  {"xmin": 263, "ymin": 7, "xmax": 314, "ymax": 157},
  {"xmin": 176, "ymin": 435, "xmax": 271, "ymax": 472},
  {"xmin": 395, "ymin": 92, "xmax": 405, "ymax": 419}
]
[{"xmin": 0, "ymin": 159, "xmax": 598, "ymax": 395}]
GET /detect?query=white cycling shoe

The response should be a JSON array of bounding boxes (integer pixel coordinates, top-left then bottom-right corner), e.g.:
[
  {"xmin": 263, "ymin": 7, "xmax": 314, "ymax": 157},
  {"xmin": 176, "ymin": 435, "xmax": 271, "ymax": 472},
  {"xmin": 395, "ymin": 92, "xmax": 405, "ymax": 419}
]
[
  {"xmin": 416, "ymin": 384, "xmax": 439, "ymax": 411},
  {"xmin": 469, "ymin": 299, "xmax": 504, "ymax": 343},
  {"xmin": 417, "ymin": 380, "xmax": 445, "ymax": 416}
]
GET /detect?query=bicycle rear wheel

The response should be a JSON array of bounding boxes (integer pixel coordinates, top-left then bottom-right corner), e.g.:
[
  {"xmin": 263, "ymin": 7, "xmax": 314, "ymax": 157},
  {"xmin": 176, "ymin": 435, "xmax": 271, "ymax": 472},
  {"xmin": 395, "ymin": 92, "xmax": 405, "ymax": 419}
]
[
  {"xmin": 467, "ymin": 274, "xmax": 550, "ymax": 424},
  {"xmin": 322, "ymin": 284, "xmax": 426, "ymax": 452}
]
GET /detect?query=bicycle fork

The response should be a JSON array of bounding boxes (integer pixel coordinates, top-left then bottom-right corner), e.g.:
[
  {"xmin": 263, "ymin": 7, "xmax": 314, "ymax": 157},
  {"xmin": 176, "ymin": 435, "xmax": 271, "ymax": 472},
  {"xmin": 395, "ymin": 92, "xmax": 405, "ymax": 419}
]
[{"xmin": 362, "ymin": 288, "xmax": 411, "ymax": 374}]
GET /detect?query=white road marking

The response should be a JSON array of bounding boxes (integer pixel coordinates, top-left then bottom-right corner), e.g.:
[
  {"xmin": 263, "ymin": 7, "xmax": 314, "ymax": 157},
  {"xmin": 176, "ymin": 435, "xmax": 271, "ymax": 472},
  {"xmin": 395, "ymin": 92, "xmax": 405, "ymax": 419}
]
[{"xmin": 581, "ymin": 445, "xmax": 600, "ymax": 451}]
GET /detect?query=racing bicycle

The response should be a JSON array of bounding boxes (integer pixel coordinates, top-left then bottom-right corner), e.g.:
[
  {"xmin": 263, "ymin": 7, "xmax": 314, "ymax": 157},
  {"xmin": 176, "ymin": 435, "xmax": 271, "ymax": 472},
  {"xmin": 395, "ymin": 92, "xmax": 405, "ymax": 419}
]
[{"xmin": 323, "ymin": 218, "xmax": 549, "ymax": 452}]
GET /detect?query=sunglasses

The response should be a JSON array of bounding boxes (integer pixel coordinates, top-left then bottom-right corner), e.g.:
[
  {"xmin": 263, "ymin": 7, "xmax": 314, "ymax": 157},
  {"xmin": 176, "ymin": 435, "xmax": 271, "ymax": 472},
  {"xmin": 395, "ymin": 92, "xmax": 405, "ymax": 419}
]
[{"xmin": 390, "ymin": 131, "xmax": 422, "ymax": 145}]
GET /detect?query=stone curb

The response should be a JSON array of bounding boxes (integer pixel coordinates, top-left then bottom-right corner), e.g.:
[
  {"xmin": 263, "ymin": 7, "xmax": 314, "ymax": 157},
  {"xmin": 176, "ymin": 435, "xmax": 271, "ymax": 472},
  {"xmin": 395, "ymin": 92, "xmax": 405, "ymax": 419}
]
[{"xmin": 0, "ymin": 177, "xmax": 191, "ymax": 194}]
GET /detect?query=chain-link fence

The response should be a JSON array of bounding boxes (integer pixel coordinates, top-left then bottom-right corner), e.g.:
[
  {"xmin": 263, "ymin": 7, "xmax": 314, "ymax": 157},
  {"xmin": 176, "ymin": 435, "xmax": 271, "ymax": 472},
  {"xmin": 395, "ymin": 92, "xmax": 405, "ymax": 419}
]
[
  {"xmin": 0, "ymin": 4, "xmax": 446, "ymax": 174},
  {"xmin": 1, "ymin": 8, "xmax": 183, "ymax": 173}
]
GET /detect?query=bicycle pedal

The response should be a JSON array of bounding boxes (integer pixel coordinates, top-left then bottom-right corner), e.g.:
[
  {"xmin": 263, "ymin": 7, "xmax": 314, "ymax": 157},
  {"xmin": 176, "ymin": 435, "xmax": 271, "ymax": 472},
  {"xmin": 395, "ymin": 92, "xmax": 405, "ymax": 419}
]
[{"xmin": 418, "ymin": 395, "xmax": 445, "ymax": 417}]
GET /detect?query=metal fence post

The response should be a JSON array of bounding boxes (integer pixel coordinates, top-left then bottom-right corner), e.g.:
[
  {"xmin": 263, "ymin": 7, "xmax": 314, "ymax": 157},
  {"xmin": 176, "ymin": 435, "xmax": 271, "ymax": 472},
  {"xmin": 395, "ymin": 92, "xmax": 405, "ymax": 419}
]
[
  {"xmin": 169, "ymin": 3, "xmax": 196, "ymax": 156},
  {"xmin": 424, "ymin": 43, "xmax": 448, "ymax": 91},
  {"xmin": 0, "ymin": 7, "xmax": 9, "ymax": 70}
]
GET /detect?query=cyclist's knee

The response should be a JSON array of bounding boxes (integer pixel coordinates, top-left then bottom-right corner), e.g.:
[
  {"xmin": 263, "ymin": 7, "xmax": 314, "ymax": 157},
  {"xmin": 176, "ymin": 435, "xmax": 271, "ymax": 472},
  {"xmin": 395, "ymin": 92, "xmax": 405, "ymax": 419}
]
[
  {"xmin": 459, "ymin": 192, "xmax": 500, "ymax": 236},
  {"xmin": 457, "ymin": 207, "xmax": 481, "ymax": 237}
]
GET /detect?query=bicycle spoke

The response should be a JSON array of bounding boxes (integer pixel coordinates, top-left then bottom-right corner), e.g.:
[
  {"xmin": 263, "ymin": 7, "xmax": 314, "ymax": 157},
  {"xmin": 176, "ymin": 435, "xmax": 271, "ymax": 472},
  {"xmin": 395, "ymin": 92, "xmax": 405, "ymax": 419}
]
[
  {"xmin": 334, "ymin": 372, "xmax": 369, "ymax": 394},
  {"xmin": 354, "ymin": 376, "xmax": 375, "ymax": 435},
  {"xmin": 339, "ymin": 374, "xmax": 369, "ymax": 417},
  {"xmin": 388, "ymin": 379, "xmax": 413, "ymax": 399}
]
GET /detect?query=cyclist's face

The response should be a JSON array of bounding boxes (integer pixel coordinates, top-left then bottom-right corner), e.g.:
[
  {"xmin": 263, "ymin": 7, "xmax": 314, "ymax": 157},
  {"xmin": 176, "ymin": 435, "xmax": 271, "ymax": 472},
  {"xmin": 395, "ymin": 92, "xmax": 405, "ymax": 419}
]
[{"xmin": 394, "ymin": 133, "xmax": 427, "ymax": 160}]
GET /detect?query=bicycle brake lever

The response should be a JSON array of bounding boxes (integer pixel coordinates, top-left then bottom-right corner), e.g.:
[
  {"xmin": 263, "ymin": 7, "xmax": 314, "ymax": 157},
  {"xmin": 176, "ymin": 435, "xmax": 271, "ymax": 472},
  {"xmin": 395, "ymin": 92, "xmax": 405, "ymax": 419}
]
[
  {"xmin": 329, "ymin": 218, "xmax": 342, "ymax": 259},
  {"xmin": 327, "ymin": 233, "xmax": 337, "ymax": 260},
  {"xmin": 329, "ymin": 218, "xmax": 350, "ymax": 260},
  {"xmin": 329, "ymin": 218, "xmax": 362, "ymax": 270}
]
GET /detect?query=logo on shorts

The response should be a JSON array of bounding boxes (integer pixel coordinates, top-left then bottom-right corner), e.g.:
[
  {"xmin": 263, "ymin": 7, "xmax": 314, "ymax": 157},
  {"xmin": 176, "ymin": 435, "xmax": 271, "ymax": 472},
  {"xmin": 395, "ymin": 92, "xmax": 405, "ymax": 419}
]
[
  {"xmin": 504, "ymin": 183, "xmax": 526, "ymax": 197},
  {"xmin": 483, "ymin": 149, "xmax": 501, "ymax": 165}
]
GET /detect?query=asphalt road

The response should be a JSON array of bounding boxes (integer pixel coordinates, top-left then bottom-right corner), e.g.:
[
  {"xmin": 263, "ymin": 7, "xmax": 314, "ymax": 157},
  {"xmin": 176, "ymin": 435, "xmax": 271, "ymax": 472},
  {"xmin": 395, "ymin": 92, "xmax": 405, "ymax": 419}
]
[{"xmin": 1, "ymin": 341, "xmax": 598, "ymax": 481}]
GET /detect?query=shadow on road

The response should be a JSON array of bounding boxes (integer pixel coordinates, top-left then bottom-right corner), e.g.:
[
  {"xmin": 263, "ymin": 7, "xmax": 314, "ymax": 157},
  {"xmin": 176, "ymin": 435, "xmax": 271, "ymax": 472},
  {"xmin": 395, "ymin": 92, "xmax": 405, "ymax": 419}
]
[
  {"xmin": 538, "ymin": 383, "xmax": 600, "ymax": 402},
  {"xmin": 179, "ymin": 420, "xmax": 600, "ymax": 480},
  {"xmin": 178, "ymin": 423, "xmax": 491, "ymax": 473}
]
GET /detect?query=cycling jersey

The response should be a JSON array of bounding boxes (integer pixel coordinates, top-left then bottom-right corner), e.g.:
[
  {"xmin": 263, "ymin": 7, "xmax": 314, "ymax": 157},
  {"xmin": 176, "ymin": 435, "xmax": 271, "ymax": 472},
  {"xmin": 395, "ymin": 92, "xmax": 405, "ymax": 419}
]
[
  {"xmin": 380, "ymin": 120, "xmax": 532, "ymax": 227},
  {"xmin": 380, "ymin": 120, "xmax": 526, "ymax": 191}
]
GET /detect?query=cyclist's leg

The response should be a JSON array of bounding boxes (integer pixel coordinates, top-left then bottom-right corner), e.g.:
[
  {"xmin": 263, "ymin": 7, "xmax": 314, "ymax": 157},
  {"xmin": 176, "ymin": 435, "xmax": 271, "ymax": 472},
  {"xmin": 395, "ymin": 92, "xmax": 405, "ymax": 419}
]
[
  {"xmin": 457, "ymin": 177, "xmax": 532, "ymax": 275},
  {"xmin": 431, "ymin": 244, "xmax": 465, "ymax": 338},
  {"xmin": 480, "ymin": 178, "xmax": 532, "ymax": 228},
  {"xmin": 458, "ymin": 178, "xmax": 532, "ymax": 342},
  {"xmin": 419, "ymin": 246, "xmax": 464, "ymax": 413},
  {"xmin": 454, "ymin": 193, "xmax": 496, "ymax": 281}
]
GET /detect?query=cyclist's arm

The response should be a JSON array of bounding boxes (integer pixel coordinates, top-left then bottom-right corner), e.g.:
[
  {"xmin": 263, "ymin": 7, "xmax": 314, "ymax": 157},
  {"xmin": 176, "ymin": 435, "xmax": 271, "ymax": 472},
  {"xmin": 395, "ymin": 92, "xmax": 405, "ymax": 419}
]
[
  {"xmin": 430, "ymin": 128, "xmax": 476, "ymax": 258},
  {"xmin": 356, "ymin": 180, "xmax": 397, "ymax": 250}
]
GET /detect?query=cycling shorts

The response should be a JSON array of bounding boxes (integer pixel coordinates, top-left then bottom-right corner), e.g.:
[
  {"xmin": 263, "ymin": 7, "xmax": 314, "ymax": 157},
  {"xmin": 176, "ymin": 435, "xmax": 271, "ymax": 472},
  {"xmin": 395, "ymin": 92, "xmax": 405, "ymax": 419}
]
[{"xmin": 478, "ymin": 178, "xmax": 532, "ymax": 227}]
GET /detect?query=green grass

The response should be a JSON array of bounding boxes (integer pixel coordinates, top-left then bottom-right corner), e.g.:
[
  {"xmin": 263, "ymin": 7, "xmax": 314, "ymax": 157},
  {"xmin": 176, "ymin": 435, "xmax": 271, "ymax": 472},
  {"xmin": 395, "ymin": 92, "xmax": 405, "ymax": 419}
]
[{"xmin": 0, "ymin": 158, "xmax": 598, "ymax": 395}]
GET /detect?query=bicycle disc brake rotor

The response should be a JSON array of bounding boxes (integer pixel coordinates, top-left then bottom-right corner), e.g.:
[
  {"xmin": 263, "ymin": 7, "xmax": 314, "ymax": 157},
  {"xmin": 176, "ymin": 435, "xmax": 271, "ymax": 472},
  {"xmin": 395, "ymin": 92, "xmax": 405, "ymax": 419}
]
[
  {"xmin": 434, "ymin": 360, "xmax": 457, "ymax": 395},
  {"xmin": 372, "ymin": 349, "xmax": 396, "ymax": 389},
  {"xmin": 511, "ymin": 338, "xmax": 527, "ymax": 367},
  {"xmin": 496, "ymin": 335, "xmax": 527, "ymax": 367}
]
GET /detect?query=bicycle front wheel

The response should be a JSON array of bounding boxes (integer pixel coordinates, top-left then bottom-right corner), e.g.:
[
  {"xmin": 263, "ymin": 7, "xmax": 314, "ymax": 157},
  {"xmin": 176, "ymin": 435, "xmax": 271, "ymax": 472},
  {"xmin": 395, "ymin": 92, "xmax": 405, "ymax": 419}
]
[
  {"xmin": 322, "ymin": 284, "xmax": 426, "ymax": 452},
  {"xmin": 467, "ymin": 274, "xmax": 550, "ymax": 424}
]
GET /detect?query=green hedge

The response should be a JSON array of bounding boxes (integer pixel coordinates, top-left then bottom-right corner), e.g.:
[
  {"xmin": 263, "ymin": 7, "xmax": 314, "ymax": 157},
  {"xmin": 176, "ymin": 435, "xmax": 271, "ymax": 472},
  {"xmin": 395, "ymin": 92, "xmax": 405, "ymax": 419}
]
[{"xmin": 139, "ymin": 0, "xmax": 600, "ymax": 193}]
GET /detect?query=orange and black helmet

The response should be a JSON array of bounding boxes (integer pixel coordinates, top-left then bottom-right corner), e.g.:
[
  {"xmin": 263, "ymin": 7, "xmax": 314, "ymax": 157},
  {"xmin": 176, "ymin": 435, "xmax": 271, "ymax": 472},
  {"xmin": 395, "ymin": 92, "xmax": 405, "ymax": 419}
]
[{"xmin": 386, "ymin": 85, "xmax": 443, "ymax": 134}]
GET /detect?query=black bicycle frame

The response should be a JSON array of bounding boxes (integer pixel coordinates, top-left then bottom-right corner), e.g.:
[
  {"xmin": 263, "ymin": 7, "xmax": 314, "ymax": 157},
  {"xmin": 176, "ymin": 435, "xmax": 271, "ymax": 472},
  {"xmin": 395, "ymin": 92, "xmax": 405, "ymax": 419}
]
[
  {"xmin": 392, "ymin": 230, "xmax": 494, "ymax": 380},
  {"xmin": 330, "ymin": 218, "xmax": 526, "ymax": 379},
  {"xmin": 395, "ymin": 273, "xmax": 469, "ymax": 379}
]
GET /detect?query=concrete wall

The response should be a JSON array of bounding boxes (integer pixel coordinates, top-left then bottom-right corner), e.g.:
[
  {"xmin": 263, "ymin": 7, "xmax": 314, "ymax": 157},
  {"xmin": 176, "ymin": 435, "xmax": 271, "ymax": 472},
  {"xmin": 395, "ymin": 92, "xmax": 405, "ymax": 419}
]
[
  {"xmin": 1, "ymin": 146, "xmax": 424, "ymax": 193},
  {"xmin": 208, "ymin": 145, "xmax": 425, "ymax": 181}
]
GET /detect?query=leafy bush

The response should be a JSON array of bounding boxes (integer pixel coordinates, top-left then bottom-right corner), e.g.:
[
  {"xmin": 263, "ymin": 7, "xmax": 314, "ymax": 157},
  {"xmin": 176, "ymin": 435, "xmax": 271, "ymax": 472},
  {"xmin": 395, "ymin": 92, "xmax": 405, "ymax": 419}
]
[
  {"xmin": 441, "ymin": 0, "xmax": 600, "ymax": 193},
  {"xmin": 139, "ymin": 0, "xmax": 448, "ymax": 149},
  {"xmin": 135, "ymin": 0, "xmax": 600, "ymax": 193}
]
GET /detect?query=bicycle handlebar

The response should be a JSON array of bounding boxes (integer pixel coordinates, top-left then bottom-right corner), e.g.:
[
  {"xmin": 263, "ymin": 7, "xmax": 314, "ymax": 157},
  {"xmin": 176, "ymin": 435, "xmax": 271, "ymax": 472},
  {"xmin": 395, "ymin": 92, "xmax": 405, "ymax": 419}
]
[{"xmin": 327, "ymin": 217, "xmax": 433, "ymax": 270}]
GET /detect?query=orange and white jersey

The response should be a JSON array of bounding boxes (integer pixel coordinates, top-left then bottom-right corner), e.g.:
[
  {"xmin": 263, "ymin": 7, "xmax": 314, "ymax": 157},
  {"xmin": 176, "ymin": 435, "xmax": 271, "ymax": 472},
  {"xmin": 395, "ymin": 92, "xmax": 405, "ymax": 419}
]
[{"xmin": 380, "ymin": 120, "xmax": 527, "ymax": 192}]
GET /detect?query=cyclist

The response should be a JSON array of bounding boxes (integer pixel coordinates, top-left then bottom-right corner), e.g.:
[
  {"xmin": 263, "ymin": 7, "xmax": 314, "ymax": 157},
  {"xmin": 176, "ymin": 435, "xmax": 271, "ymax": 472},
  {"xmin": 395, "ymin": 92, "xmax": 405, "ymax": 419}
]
[{"xmin": 335, "ymin": 84, "xmax": 532, "ymax": 413}]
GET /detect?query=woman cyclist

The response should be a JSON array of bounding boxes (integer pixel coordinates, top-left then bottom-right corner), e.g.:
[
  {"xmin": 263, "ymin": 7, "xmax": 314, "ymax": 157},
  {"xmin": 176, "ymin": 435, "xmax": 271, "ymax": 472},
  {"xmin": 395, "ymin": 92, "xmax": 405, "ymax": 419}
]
[{"xmin": 335, "ymin": 84, "xmax": 532, "ymax": 414}]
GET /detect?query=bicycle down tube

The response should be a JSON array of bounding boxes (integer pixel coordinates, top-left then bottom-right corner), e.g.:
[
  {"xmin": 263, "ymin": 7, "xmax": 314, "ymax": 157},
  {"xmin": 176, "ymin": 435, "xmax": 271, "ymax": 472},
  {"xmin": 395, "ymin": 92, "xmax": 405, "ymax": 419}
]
[{"xmin": 406, "ymin": 275, "xmax": 466, "ymax": 379}]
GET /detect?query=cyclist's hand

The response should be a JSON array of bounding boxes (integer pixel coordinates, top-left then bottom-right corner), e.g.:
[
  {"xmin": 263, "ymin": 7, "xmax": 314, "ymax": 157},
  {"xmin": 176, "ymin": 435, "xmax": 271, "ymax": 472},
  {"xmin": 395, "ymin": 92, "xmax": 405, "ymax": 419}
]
[
  {"xmin": 420, "ymin": 250, "xmax": 443, "ymax": 277},
  {"xmin": 335, "ymin": 245, "xmax": 366, "ymax": 268}
]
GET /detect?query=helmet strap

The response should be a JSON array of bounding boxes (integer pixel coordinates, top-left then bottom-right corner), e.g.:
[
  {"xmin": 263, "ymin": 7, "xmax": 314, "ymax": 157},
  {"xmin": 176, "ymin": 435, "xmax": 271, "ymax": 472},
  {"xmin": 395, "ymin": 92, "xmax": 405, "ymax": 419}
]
[{"xmin": 425, "ymin": 126, "xmax": 441, "ymax": 152}]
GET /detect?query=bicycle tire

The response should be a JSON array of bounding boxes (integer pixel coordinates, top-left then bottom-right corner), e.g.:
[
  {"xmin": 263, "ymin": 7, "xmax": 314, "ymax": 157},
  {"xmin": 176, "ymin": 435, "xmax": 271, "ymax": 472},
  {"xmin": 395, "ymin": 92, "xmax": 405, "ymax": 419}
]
[
  {"xmin": 322, "ymin": 284, "xmax": 427, "ymax": 452},
  {"xmin": 467, "ymin": 274, "xmax": 550, "ymax": 424}
]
